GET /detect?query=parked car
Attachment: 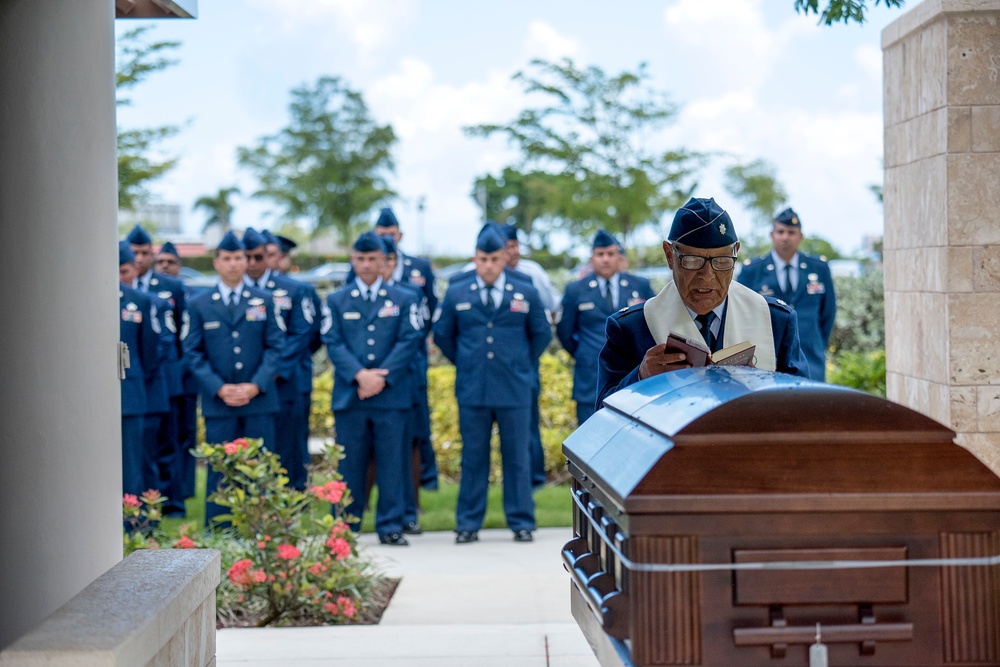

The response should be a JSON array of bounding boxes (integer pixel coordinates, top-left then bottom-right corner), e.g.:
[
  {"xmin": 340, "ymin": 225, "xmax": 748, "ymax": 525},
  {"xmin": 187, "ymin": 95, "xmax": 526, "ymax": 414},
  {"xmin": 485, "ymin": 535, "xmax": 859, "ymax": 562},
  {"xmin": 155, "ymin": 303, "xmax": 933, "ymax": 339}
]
[
  {"xmin": 296, "ymin": 262, "xmax": 351, "ymax": 289},
  {"xmin": 177, "ymin": 266, "xmax": 217, "ymax": 291}
]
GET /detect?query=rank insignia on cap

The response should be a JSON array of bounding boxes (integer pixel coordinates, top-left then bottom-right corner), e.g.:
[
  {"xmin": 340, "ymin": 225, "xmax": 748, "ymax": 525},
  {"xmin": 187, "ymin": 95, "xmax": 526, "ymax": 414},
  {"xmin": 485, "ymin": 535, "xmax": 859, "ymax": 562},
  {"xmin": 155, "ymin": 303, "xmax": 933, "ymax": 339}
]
[{"xmin": 719, "ymin": 223, "xmax": 727, "ymax": 236}]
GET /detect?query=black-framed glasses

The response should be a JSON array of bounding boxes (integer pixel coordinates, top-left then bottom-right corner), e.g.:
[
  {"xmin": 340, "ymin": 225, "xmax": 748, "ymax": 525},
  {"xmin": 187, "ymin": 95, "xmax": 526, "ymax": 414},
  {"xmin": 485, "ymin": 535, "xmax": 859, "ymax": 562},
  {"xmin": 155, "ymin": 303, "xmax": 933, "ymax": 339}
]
[
  {"xmin": 672, "ymin": 246, "xmax": 737, "ymax": 271},
  {"xmin": 247, "ymin": 253, "xmax": 266, "ymax": 261}
]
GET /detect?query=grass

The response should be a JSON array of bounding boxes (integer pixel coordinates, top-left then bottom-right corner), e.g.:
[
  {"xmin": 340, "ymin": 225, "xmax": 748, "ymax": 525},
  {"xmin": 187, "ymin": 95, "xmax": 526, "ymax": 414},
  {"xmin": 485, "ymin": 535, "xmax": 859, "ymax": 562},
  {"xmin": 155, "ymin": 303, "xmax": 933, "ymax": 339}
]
[{"xmin": 161, "ymin": 463, "xmax": 574, "ymax": 536}]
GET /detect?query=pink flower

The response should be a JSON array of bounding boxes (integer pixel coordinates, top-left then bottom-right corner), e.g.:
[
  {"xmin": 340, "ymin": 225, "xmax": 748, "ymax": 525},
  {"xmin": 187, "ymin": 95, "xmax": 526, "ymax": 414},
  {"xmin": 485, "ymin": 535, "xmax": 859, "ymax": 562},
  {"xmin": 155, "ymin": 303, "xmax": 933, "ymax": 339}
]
[
  {"xmin": 122, "ymin": 494, "xmax": 141, "ymax": 509},
  {"xmin": 338, "ymin": 596, "xmax": 357, "ymax": 618},
  {"xmin": 276, "ymin": 544, "xmax": 301, "ymax": 560},
  {"xmin": 325, "ymin": 536, "xmax": 352, "ymax": 561},
  {"xmin": 231, "ymin": 437, "xmax": 249, "ymax": 449},
  {"xmin": 322, "ymin": 602, "xmax": 339, "ymax": 615},
  {"xmin": 308, "ymin": 563, "xmax": 327, "ymax": 576},
  {"xmin": 252, "ymin": 569, "xmax": 267, "ymax": 584},
  {"xmin": 223, "ymin": 442, "xmax": 241, "ymax": 455},
  {"xmin": 310, "ymin": 480, "xmax": 347, "ymax": 504},
  {"xmin": 228, "ymin": 559, "xmax": 254, "ymax": 587},
  {"xmin": 173, "ymin": 535, "xmax": 196, "ymax": 549},
  {"xmin": 330, "ymin": 521, "xmax": 349, "ymax": 537}
]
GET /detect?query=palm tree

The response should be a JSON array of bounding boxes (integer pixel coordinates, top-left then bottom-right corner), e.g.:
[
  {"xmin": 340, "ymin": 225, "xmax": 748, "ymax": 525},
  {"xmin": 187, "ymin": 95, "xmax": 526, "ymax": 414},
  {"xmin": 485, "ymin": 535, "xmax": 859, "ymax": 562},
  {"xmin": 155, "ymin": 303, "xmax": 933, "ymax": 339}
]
[{"xmin": 193, "ymin": 186, "xmax": 240, "ymax": 234}]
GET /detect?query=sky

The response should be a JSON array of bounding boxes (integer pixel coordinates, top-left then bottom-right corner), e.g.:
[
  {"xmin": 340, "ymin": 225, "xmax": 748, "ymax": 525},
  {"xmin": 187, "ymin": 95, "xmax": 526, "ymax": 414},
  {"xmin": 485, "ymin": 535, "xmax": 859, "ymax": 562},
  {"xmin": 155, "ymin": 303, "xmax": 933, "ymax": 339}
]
[{"xmin": 115, "ymin": 0, "xmax": 910, "ymax": 260}]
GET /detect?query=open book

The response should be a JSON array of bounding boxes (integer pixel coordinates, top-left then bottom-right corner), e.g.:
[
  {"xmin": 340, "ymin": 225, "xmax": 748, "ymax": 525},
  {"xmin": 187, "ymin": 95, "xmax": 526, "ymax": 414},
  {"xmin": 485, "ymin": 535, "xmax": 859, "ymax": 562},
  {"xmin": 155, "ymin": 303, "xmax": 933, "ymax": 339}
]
[{"xmin": 665, "ymin": 331, "xmax": 756, "ymax": 368}]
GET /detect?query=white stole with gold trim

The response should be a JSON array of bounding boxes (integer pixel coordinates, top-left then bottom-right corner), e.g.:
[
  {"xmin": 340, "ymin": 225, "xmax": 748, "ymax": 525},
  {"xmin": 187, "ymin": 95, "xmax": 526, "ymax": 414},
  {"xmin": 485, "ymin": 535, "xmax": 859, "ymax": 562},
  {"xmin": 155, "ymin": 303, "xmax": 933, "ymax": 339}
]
[{"xmin": 642, "ymin": 280, "xmax": 777, "ymax": 370}]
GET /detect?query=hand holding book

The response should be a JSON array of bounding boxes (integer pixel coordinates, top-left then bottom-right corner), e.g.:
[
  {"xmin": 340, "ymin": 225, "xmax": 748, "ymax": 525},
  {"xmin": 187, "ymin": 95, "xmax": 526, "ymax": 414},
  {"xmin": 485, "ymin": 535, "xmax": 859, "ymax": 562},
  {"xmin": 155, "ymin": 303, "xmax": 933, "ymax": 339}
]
[{"xmin": 664, "ymin": 331, "xmax": 756, "ymax": 368}]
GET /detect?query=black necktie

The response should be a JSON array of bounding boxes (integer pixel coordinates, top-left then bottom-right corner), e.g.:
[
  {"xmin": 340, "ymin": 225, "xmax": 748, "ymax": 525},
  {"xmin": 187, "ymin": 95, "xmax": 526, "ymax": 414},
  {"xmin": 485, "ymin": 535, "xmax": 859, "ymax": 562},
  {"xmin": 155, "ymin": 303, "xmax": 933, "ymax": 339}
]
[
  {"xmin": 784, "ymin": 264, "xmax": 796, "ymax": 293},
  {"xmin": 226, "ymin": 292, "xmax": 238, "ymax": 315},
  {"xmin": 696, "ymin": 311, "xmax": 716, "ymax": 351},
  {"xmin": 602, "ymin": 281, "xmax": 614, "ymax": 310},
  {"xmin": 484, "ymin": 285, "xmax": 496, "ymax": 314}
]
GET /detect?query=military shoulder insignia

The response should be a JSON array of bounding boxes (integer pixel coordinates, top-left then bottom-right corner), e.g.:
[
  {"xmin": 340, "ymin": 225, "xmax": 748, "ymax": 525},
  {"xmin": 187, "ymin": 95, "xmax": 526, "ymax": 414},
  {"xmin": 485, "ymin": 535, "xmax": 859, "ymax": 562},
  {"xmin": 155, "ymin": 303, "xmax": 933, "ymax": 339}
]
[
  {"xmin": 620, "ymin": 279, "xmax": 629, "ymax": 287},
  {"xmin": 212, "ymin": 292, "xmax": 221, "ymax": 300},
  {"xmin": 351, "ymin": 289, "xmax": 360, "ymax": 297},
  {"xmin": 505, "ymin": 284, "xmax": 513, "ymax": 291},
  {"xmin": 242, "ymin": 290, "xmax": 251, "ymax": 298},
  {"xmin": 588, "ymin": 280, "xmax": 597, "ymax": 288}
]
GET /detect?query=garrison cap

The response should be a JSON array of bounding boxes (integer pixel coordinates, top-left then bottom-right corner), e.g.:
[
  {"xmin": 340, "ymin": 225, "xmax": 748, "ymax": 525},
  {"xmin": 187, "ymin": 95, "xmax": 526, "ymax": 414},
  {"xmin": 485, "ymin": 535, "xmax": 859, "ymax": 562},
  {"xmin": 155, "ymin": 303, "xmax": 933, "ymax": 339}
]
[
  {"xmin": 158, "ymin": 241, "xmax": 178, "ymax": 257},
  {"xmin": 375, "ymin": 207, "xmax": 399, "ymax": 228},
  {"xmin": 476, "ymin": 225, "xmax": 506, "ymax": 253},
  {"xmin": 119, "ymin": 240, "xmax": 135, "ymax": 266},
  {"xmin": 592, "ymin": 229, "xmax": 620, "ymax": 250},
  {"xmin": 774, "ymin": 207, "xmax": 801, "ymax": 229},
  {"xmin": 275, "ymin": 234, "xmax": 297, "ymax": 253},
  {"xmin": 126, "ymin": 225, "xmax": 153, "ymax": 246},
  {"xmin": 499, "ymin": 224, "xmax": 519, "ymax": 242},
  {"xmin": 353, "ymin": 230, "xmax": 385, "ymax": 253},
  {"xmin": 217, "ymin": 230, "xmax": 245, "ymax": 252},
  {"xmin": 379, "ymin": 235, "xmax": 397, "ymax": 256},
  {"xmin": 667, "ymin": 197, "xmax": 737, "ymax": 248},
  {"xmin": 241, "ymin": 227, "xmax": 266, "ymax": 250},
  {"xmin": 259, "ymin": 229, "xmax": 279, "ymax": 247}
]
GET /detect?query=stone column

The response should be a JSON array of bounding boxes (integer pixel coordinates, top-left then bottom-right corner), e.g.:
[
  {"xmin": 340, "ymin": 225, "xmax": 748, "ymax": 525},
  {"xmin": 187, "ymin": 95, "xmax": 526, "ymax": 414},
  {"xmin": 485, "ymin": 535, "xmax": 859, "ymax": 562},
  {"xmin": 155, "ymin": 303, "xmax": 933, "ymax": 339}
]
[
  {"xmin": 0, "ymin": 0, "xmax": 122, "ymax": 649},
  {"xmin": 883, "ymin": 0, "xmax": 1000, "ymax": 471}
]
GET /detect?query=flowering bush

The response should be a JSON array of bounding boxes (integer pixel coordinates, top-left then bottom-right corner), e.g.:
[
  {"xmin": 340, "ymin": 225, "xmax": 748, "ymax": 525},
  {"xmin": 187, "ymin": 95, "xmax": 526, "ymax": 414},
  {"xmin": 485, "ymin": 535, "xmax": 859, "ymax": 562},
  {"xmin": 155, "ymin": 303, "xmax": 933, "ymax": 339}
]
[
  {"xmin": 195, "ymin": 437, "xmax": 384, "ymax": 627},
  {"xmin": 124, "ymin": 489, "xmax": 202, "ymax": 554}
]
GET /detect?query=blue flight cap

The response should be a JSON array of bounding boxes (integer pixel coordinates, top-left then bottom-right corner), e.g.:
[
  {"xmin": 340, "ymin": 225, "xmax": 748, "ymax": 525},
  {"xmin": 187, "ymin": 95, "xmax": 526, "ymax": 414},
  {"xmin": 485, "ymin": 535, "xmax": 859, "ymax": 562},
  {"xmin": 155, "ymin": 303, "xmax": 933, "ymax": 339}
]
[
  {"xmin": 126, "ymin": 224, "xmax": 153, "ymax": 246},
  {"xmin": 592, "ymin": 229, "xmax": 619, "ymax": 249},
  {"xmin": 353, "ymin": 230, "xmax": 385, "ymax": 253},
  {"xmin": 375, "ymin": 207, "xmax": 399, "ymax": 229},
  {"xmin": 242, "ymin": 227, "xmax": 265, "ymax": 250},
  {"xmin": 217, "ymin": 230, "xmax": 245, "ymax": 252},
  {"xmin": 476, "ymin": 226, "xmax": 506, "ymax": 253},
  {"xmin": 119, "ymin": 240, "xmax": 135, "ymax": 266},
  {"xmin": 499, "ymin": 224, "xmax": 519, "ymax": 242},
  {"xmin": 259, "ymin": 229, "xmax": 279, "ymax": 247},
  {"xmin": 774, "ymin": 207, "xmax": 802, "ymax": 229},
  {"xmin": 275, "ymin": 234, "xmax": 297, "ymax": 253},
  {"xmin": 379, "ymin": 235, "xmax": 397, "ymax": 256},
  {"xmin": 158, "ymin": 241, "xmax": 178, "ymax": 257},
  {"xmin": 667, "ymin": 197, "xmax": 738, "ymax": 248}
]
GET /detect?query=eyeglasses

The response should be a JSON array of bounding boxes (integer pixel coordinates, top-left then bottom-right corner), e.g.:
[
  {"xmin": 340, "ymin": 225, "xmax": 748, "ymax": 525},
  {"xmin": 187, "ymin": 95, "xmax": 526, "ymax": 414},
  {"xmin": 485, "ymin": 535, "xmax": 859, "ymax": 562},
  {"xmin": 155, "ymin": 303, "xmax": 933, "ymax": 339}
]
[
  {"xmin": 672, "ymin": 246, "xmax": 737, "ymax": 272},
  {"xmin": 247, "ymin": 253, "xmax": 265, "ymax": 261}
]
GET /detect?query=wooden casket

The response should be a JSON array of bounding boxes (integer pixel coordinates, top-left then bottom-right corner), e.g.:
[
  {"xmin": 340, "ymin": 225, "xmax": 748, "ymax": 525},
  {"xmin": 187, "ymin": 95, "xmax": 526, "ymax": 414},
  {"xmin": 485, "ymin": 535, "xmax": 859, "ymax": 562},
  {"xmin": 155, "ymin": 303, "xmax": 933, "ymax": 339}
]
[{"xmin": 563, "ymin": 367, "xmax": 1000, "ymax": 667}]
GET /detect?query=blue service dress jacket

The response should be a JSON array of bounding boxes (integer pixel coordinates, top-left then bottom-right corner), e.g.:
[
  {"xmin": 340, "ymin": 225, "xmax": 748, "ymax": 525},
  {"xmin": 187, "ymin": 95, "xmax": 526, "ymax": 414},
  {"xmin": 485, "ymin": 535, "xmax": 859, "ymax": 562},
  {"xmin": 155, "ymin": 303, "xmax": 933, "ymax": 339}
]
[
  {"xmin": 737, "ymin": 253, "xmax": 836, "ymax": 381},
  {"xmin": 181, "ymin": 284, "xmax": 285, "ymax": 418},
  {"xmin": 247, "ymin": 273, "xmax": 314, "ymax": 403},
  {"xmin": 321, "ymin": 281, "xmax": 424, "ymax": 411},
  {"xmin": 557, "ymin": 272, "xmax": 656, "ymax": 407},
  {"xmin": 120, "ymin": 285, "xmax": 164, "ymax": 416},
  {"xmin": 596, "ymin": 296, "xmax": 808, "ymax": 408},
  {"xmin": 432, "ymin": 271, "xmax": 552, "ymax": 409},
  {"xmin": 142, "ymin": 272, "xmax": 187, "ymax": 398}
]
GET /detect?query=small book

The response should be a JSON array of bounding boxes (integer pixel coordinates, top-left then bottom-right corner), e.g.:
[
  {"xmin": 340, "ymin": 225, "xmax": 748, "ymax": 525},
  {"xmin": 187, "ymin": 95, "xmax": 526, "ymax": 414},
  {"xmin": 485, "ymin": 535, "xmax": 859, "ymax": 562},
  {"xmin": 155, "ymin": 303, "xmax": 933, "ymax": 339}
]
[{"xmin": 665, "ymin": 331, "xmax": 756, "ymax": 368}]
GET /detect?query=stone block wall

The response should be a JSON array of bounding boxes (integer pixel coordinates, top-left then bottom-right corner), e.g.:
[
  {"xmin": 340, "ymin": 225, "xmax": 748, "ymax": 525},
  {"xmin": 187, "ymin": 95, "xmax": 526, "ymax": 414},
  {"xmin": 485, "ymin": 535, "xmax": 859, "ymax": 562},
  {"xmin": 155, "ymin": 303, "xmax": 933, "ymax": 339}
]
[{"xmin": 883, "ymin": 0, "xmax": 1000, "ymax": 471}]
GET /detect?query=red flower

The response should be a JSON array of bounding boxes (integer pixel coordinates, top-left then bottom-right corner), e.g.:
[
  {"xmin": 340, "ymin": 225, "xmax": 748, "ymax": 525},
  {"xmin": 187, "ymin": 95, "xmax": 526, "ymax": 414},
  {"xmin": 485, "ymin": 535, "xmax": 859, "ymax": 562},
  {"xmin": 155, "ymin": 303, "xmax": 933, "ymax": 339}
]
[
  {"xmin": 325, "ymin": 536, "xmax": 352, "ymax": 561},
  {"xmin": 122, "ymin": 494, "xmax": 141, "ymax": 509},
  {"xmin": 338, "ymin": 596, "xmax": 357, "ymax": 618},
  {"xmin": 308, "ymin": 562, "xmax": 328, "ymax": 576},
  {"xmin": 173, "ymin": 535, "xmax": 196, "ymax": 549},
  {"xmin": 276, "ymin": 544, "xmax": 301, "ymax": 560},
  {"xmin": 322, "ymin": 602, "xmax": 339, "ymax": 615},
  {"xmin": 227, "ymin": 559, "xmax": 254, "ymax": 587},
  {"xmin": 310, "ymin": 480, "xmax": 347, "ymax": 504}
]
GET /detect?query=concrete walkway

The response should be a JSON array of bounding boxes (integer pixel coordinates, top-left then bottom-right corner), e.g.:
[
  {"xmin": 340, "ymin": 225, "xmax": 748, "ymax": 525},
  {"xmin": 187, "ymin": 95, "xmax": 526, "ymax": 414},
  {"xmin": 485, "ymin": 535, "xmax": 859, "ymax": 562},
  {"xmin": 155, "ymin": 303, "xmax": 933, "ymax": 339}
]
[{"xmin": 217, "ymin": 527, "xmax": 601, "ymax": 666}]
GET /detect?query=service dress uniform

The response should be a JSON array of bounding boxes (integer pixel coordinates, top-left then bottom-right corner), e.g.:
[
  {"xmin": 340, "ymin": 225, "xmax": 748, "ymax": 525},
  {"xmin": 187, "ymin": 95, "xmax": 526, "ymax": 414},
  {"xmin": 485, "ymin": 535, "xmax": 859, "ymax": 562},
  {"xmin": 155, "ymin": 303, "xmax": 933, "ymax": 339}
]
[
  {"xmin": 182, "ymin": 256, "xmax": 285, "ymax": 525},
  {"xmin": 321, "ymin": 269, "xmax": 423, "ymax": 543},
  {"xmin": 738, "ymin": 250, "xmax": 836, "ymax": 382},
  {"xmin": 432, "ymin": 259, "xmax": 552, "ymax": 540}
]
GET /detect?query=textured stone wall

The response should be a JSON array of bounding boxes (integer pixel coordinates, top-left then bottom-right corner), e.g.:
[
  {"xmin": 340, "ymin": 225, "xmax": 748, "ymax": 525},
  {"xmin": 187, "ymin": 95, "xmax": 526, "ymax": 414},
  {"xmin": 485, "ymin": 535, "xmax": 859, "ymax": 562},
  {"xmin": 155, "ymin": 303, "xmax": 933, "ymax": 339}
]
[{"xmin": 883, "ymin": 0, "xmax": 1000, "ymax": 471}]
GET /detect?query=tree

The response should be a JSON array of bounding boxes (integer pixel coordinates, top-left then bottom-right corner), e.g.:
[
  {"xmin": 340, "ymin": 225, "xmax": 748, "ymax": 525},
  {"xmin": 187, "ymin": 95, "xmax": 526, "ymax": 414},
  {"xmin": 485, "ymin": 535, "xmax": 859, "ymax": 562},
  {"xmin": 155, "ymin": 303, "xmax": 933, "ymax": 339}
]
[
  {"xmin": 116, "ymin": 26, "xmax": 183, "ymax": 210},
  {"xmin": 466, "ymin": 59, "xmax": 703, "ymax": 248},
  {"xmin": 193, "ymin": 186, "xmax": 240, "ymax": 234},
  {"xmin": 794, "ymin": 0, "xmax": 905, "ymax": 24},
  {"xmin": 237, "ymin": 76, "xmax": 397, "ymax": 247},
  {"xmin": 723, "ymin": 159, "xmax": 788, "ymax": 248},
  {"xmin": 470, "ymin": 168, "xmax": 572, "ymax": 251}
]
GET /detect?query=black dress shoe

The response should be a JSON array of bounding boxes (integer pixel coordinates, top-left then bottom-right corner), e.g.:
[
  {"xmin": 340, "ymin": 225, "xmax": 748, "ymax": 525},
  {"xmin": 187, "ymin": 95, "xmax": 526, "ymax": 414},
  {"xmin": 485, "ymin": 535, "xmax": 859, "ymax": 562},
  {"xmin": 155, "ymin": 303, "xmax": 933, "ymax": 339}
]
[
  {"xmin": 513, "ymin": 529, "xmax": 534, "ymax": 543},
  {"xmin": 402, "ymin": 521, "xmax": 423, "ymax": 535},
  {"xmin": 455, "ymin": 530, "xmax": 479, "ymax": 544},
  {"xmin": 378, "ymin": 532, "xmax": 409, "ymax": 546}
]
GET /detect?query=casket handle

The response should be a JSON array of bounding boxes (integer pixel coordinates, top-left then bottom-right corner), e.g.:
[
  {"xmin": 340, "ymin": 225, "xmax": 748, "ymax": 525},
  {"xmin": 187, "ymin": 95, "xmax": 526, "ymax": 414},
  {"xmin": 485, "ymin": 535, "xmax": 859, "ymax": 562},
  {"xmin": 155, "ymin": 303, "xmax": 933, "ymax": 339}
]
[
  {"xmin": 733, "ymin": 622, "xmax": 913, "ymax": 646},
  {"xmin": 562, "ymin": 537, "xmax": 629, "ymax": 640}
]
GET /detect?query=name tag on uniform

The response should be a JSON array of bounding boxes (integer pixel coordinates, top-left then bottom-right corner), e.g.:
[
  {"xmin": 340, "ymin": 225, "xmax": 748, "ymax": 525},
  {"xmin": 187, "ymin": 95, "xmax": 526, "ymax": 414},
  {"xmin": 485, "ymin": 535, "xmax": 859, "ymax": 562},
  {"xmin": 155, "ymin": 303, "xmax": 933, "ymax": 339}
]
[
  {"xmin": 343, "ymin": 312, "xmax": 361, "ymax": 320},
  {"xmin": 204, "ymin": 321, "xmax": 221, "ymax": 330},
  {"xmin": 378, "ymin": 304, "xmax": 400, "ymax": 318},
  {"xmin": 245, "ymin": 305, "xmax": 267, "ymax": 322},
  {"xmin": 456, "ymin": 302, "xmax": 472, "ymax": 311},
  {"xmin": 578, "ymin": 302, "xmax": 595, "ymax": 311}
]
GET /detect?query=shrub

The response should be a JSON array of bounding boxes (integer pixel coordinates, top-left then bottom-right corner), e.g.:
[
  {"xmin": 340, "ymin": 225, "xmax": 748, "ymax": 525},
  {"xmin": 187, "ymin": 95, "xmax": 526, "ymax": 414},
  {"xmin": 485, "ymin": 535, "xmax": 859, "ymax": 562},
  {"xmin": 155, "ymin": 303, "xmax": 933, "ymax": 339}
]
[{"xmin": 827, "ymin": 350, "xmax": 886, "ymax": 397}]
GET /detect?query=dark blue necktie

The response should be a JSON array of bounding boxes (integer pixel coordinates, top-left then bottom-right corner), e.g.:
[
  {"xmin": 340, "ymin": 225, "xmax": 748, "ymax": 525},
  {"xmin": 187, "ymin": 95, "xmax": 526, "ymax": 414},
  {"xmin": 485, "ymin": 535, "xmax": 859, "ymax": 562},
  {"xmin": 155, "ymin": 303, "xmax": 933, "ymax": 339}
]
[
  {"xmin": 484, "ymin": 285, "xmax": 496, "ymax": 314},
  {"xmin": 602, "ymin": 281, "xmax": 614, "ymax": 310},
  {"xmin": 696, "ymin": 311, "xmax": 716, "ymax": 351}
]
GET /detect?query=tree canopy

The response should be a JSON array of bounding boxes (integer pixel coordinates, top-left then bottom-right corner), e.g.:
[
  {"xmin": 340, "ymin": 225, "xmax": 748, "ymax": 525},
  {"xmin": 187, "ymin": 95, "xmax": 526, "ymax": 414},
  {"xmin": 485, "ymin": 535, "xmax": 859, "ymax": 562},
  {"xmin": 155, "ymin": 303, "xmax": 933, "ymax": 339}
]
[
  {"xmin": 193, "ymin": 186, "xmax": 240, "ymax": 234},
  {"xmin": 116, "ymin": 26, "xmax": 183, "ymax": 210},
  {"xmin": 237, "ymin": 76, "xmax": 397, "ymax": 247},
  {"xmin": 466, "ymin": 58, "xmax": 703, "ymax": 249},
  {"xmin": 794, "ymin": 0, "xmax": 905, "ymax": 25}
]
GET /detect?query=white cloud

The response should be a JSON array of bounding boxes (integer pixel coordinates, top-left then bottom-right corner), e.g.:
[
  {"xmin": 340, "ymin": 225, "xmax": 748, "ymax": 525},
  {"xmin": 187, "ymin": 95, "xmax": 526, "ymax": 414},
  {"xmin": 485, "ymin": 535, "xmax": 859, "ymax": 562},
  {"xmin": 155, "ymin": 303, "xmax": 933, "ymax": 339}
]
[
  {"xmin": 522, "ymin": 20, "xmax": 580, "ymax": 62},
  {"xmin": 855, "ymin": 43, "xmax": 883, "ymax": 82}
]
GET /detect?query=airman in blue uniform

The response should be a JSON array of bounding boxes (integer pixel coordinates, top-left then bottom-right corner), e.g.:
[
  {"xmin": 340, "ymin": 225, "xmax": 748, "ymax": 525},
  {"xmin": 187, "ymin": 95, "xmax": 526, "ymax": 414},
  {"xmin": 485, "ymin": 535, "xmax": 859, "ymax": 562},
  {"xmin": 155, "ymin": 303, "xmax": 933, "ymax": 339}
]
[
  {"xmin": 321, "ymin": 231, "xmax": 424, "ymax": 546},
  {"xmin": 597, "ymin": 197, "xmax": 808, "ymax": 407},
  {"xmin": 737, "ymin": 207, "xmax": 837, "ymax": 381},
  {"xmin": 242, "ymin": 228, "xmax": 314, "ymax": 489},
  {"xmin": 182, "ymin": 231, "xmax": 285, "ymax": 527},
  {"xmin": 432, "ymin": 226, "xmax": 552, "ymax": 544},
  {"xmin": 558, "ymin": 230, "xmax": 656, "ymax": 425},
  {"xmin": 119, "ymin": 242, "xmax": 165, "ymax": 496},
  {"xmin": 127, "ymin": 225, "xmax": 188, "ymax": 515}
]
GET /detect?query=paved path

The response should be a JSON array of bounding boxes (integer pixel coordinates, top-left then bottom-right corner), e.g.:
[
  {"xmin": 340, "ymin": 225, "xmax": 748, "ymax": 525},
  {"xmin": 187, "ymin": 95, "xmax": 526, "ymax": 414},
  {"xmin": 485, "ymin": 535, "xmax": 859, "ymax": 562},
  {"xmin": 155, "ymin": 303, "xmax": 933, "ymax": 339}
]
[{"xmin": 217, "ymin": 527, "xmax": 601, "ymax": 666}]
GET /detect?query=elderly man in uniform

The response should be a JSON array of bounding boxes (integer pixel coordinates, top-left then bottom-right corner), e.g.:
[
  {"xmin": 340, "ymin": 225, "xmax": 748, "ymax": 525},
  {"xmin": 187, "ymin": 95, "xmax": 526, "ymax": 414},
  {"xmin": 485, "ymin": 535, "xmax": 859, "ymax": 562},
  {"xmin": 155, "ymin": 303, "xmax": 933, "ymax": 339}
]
[
  {"xmin": 321, "ymin": 231, "xmax": 424, "ymax": 546},
  {"xmin": 737, "ymin": 207, "xmax": 837, "ymax": 381},
  {"xmin": 432, "ymin": 226, "xmax": 552, "ymax": 544},
  {"xmin": 597, "ymin": 197, "xmax": 808, "ymax": 407},
  {"xmin": 119, "ymin": 242, "xmax": 165, "ymax": 497},
  {"xmin": 558, "ymin": 230, "xmax": 655, "ymax": 425},
  {"xmin": 182, "ymin": 230, "xmax": 285, "ymax": 527}
]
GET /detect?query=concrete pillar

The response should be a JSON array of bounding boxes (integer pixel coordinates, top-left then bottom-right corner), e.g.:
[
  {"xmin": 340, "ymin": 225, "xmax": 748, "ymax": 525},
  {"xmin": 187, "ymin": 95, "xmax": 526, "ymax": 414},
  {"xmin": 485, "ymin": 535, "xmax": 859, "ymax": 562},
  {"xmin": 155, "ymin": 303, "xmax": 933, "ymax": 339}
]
[
  {"xmin": 882, "ymin": 0, "xmax": 1000, "ymax": 472},
  {"xmin": 0, "ymin": 0, "xmax": 122, "ymax": 649}
]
